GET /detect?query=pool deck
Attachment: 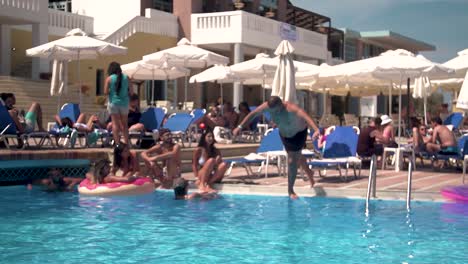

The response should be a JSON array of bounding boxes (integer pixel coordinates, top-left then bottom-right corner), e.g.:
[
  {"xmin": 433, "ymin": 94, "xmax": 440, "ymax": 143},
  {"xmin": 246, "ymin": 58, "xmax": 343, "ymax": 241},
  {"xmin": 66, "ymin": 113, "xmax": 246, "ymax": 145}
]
[{"xmin": 0, "ymin": 143, "xmax": 465, "ymax": 201}]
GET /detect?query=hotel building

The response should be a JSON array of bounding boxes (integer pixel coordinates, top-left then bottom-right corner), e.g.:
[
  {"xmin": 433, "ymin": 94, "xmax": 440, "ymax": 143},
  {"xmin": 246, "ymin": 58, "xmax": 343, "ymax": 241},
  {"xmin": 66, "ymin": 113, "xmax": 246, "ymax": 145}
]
[{"xmin": 0, "ymin": 0, "xmax": 435, "ymax": 122}]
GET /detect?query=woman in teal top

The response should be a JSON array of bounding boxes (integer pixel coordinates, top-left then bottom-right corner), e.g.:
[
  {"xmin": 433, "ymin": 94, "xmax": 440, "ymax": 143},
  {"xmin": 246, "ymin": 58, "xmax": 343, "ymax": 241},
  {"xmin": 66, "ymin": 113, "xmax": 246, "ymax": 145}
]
[{"xmin": 104, "ymin": 61, "xmax": 130, "ymax": 145}]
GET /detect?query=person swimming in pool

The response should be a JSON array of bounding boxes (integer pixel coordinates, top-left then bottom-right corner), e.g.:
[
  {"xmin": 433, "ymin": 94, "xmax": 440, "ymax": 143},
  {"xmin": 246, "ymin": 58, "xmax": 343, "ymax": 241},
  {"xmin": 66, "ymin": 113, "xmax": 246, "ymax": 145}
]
[
  {"xmin": 233, "ymin": 96, "xmax": 320, "ymax": 199},
  {"xmin": 27, "ymin": 168, "xmax": 81, "ymax": 192},
  {"xmin": 173, "ymin": 178, "xmax": 219, "ymax": 200}
]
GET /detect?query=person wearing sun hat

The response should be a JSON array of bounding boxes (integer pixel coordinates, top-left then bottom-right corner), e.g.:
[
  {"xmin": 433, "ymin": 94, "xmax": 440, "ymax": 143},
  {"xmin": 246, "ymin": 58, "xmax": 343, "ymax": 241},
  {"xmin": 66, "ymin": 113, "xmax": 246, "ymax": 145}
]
[{"xmin": 379, "ymin": 114, "xmax": 397, "ymax": 147}]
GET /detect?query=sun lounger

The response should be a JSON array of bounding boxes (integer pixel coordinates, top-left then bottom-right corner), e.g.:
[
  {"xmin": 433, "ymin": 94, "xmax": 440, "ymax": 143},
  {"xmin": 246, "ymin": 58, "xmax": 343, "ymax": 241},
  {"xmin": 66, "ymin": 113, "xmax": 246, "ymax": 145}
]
[
  {"xmin": 0, "ymin": 103, "xmax": 53, "ymax": 149},
  {"xmin": 307, "ymin": 126, "xmax": 361, "ymax": 181},
  {"xmin": 162, "ymin": 113, "xmax": 195, "ymax": 147},
  {"xmin": 225, "ymin": 128, "xmax": 286, "ymax": 178}
]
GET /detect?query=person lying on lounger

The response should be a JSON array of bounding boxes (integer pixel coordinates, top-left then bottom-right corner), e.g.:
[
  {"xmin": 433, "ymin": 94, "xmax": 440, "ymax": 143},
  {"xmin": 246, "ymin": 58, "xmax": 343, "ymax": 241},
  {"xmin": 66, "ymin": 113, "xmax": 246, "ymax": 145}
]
[
  {"xmin": 54, "ymin": 113, "xmax": 104, "ymax": 133},
  {"xmin": 1, "ymin": 92, "xmax": 45, "ymax": 133}
]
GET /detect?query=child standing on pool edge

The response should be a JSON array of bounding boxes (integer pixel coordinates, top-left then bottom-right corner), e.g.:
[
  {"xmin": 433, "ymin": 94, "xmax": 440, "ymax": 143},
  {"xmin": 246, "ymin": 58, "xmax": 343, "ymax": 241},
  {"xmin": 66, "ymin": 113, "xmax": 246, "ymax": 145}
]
[{"xmin": 104, "ymin": 62, "xmax": 130, "ymax": 145}]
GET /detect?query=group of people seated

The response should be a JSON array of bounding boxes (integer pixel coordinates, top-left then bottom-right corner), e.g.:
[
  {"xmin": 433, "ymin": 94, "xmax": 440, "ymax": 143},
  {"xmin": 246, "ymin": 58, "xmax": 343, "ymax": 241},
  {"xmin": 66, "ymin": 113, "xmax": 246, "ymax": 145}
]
[
  {"xmin": 355, "ymin": 113, "xmax": 459, "ymax": 168},
  {"xmin": 194, "ymin": 99, "xmax": 260, "ymax": 144}
]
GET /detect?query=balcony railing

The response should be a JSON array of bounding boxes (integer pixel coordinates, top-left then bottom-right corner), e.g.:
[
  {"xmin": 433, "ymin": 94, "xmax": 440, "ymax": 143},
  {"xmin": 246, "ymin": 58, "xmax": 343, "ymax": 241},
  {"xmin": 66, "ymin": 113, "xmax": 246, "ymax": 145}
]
[
  {"xmin": 0, "ymin": 0, "xmax": 48, "ymax": 24},
  {"xmin": 0, "ymin": 0, "xmax": 42, "ymax": 12},
  {"xmin": 105, "ymin": 8, "xmax": 178, "ymax": 45},
  {"xmin": 48, "ymin": 9, "xmax": 93, "ymax": 35},
  {"xmin": 191, "ymin": 11, "xmax": 328, "ymax": 60}
]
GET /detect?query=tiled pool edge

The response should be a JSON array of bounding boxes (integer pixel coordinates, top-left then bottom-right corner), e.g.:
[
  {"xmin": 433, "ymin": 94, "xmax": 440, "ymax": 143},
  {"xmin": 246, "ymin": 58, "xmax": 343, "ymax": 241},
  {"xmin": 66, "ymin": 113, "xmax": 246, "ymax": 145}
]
[{"xmin": 214, "ymin": 184, "xmax": 444, "ymax": 202}]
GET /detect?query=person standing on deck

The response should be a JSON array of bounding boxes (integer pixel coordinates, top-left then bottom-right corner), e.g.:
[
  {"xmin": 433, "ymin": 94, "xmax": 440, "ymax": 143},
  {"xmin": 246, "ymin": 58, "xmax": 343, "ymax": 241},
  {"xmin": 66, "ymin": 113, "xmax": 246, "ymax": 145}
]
[
  {"xmin": 233, "ymin": 96, "xmax": 320, "ymax": 199},
  {"xmin": 104, "ymin": 62, "xmax": 130, "ymax": 145}
]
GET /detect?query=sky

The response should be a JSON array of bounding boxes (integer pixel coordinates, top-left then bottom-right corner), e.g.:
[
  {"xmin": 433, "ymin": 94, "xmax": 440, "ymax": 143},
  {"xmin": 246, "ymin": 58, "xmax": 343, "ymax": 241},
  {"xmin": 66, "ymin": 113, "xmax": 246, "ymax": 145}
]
[{"xmin": 290, "ymin": 0, "xmax": 468, "ymax": 63}]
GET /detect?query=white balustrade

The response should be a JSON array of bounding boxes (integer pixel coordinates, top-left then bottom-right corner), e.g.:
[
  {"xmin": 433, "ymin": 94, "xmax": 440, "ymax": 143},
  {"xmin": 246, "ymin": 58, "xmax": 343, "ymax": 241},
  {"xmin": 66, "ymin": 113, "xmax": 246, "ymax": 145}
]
[
  {"xmin": 105, "ymin": 9, "xmax": 178, "ymax": 46},
  {"xmin": 0, "ymin": 0, "xmax": 47, "ymax": 24},
  {"xmin": 48, "ymin": 9, "xmax": 93, "ymax": 35},
  {"xmin": 0, "ymin": 0, "xmax": 41, "ymax": 12},
  {"xmin": 191, "ymin": 11, "xmax": 328, "ymax": 60}
]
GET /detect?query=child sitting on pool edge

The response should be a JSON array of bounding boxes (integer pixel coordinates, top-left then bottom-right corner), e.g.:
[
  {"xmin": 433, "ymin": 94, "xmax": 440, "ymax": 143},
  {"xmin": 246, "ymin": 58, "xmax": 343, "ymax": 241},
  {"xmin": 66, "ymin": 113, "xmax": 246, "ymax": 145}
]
[{"xmin": 173, "ymin": 178, "xmax": 218, "ymax": 200}]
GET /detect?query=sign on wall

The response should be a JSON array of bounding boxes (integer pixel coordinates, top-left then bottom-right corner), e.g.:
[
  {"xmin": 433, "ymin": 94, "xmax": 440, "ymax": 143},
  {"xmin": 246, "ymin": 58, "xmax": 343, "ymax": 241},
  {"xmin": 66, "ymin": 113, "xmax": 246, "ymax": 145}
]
[{"xmin": 280, "ymin": 23, "xmax": 297, "ymax": 42}]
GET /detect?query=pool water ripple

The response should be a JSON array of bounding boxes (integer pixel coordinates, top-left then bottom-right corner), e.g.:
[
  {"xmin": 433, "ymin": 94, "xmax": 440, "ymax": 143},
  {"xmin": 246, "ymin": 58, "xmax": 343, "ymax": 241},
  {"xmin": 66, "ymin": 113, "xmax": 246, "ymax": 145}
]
[{"xmin": 0, "ymin": 186, "xmax": 467, "ymax": 264}]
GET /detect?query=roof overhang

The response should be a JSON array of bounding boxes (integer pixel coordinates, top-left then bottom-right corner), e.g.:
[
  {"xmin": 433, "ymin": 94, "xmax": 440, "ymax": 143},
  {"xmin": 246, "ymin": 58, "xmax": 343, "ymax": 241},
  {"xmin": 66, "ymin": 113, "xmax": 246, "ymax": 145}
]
[{"xmin": 360, "ymin": 30, "xmax": 435, "ymax": 52}]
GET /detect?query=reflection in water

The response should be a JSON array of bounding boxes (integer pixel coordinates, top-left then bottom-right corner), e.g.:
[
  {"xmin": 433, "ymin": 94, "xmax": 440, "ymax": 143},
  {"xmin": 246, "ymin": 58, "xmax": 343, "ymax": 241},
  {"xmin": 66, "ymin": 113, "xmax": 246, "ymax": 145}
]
[{"xmin": 442, "ymin": 202, "xmax": 468, "ymax": 216}]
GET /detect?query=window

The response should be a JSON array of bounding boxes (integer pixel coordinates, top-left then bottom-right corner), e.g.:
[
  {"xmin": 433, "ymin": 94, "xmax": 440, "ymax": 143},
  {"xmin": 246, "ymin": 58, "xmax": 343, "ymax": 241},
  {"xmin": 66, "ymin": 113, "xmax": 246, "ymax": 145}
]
[
  {"xmin": 152, "ymin": 0, "xmax": 173, "ymax": 13},
  {"xmin": 344, "ymin": 39, "xmax": 357, "ymax": 62}
]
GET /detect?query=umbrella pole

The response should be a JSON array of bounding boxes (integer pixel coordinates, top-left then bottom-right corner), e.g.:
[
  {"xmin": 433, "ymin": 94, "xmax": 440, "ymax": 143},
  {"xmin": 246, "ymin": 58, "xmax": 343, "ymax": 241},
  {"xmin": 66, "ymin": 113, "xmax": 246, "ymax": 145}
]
[
  {"xmin": 398, "ymin": 77, "xmax": 403, "ymax": 141},
  {"xmin": 152, "ymin": 69, "xmax": 155, "ymax": 105},
  {"xmin": 184, "ymin": 75, "xmax": 188, "ymax": 103},
  {"xmin": 407, "ymin": 78, "xmax": 410, "ymax": 130},
  {"xmin": 78, "ymin": 50, "xmax": 82, "ymax": 105},
  {"xmin": 389, "ymin": 82, "xmax": 392, "ymax": 115},
  {"xmin": 220, "ymin": 83, "xmax": 224, "ymax": 115},
  {"xmin": 424, "ymin": 90, "xmax": 428, "ymax": 126},
  {"xmin": 262, "ymin": 76, "xmax": 266, "ymax": 123}
]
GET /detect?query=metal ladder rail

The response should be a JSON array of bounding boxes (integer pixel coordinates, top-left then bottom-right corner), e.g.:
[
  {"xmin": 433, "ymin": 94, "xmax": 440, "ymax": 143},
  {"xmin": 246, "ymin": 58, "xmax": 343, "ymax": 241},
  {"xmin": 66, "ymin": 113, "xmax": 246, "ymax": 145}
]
[
  {"xmin": 365, "ymin": 155, "xmax": 377, "ymax": 215},
  {"xmin": 406, "ymin": 160, "xmax": 414, "ymax": 211},
  {"xmin": 366, "ymin": 155, "xmax": 414, "ymax": 214}
]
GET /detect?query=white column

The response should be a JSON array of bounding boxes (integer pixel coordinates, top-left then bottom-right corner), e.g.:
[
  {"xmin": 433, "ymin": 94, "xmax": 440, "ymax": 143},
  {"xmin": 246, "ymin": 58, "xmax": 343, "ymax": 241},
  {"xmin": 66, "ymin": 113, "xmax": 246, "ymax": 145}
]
[
  {"xmin": 0, "ymin": 25, "xmax": 11, "ymax": 76},
  {"xmin": 31, "ymin": 23, "xmax": 49, "ymax": 80},
  {"xmin": 233, "ymin": 43, "xmax": 244, "ymax": 108}
]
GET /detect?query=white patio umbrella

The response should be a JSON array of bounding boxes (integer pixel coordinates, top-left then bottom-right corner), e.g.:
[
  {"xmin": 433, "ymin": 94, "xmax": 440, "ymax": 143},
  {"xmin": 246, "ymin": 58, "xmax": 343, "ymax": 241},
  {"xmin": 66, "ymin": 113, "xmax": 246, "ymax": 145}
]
[
  {"xmin": 142, "ymin": 38, "xmax": 229, "ymax": 102},
  {"xmin": 319, "ymin": 49, "xmax": 453, "ymax": 171},
  {"xmin": 456, "ymin": 71, "xmax": 468, "ymax": 110},
  {"xmin": 121, "ymin": 60, "xmax": 190, "ymax": 103},
  {"xmin": 229, "ymin": 52, "xmax": 319, "ymax": 102},
  {"xmin": 271, "ymin": 40, "xmax": 296, "ymax": 103},
  {"xmin": 189, "ymin": 65, "xmax": 235, "ymax": 107},
  {"xmin": 372, "ymin": 50, "xmax": 454, "ymax": 139},
  {"xmin": 319, "ymin": 50, "xmax": 453, "ymax": 123},
  {"xmin": 189, "ymin": 65, "xmax": 267, "ymax": 112},
  {"xmin": 443, "ymin": 48, "xmax": 468, "ymax": 78},
  {"xmin": 438, "ymin": 48, "xmax": 468, "ymax": 110},
  {"xmin": 26, "ymin": 28, "xmax": 128, "ymax": 104}
]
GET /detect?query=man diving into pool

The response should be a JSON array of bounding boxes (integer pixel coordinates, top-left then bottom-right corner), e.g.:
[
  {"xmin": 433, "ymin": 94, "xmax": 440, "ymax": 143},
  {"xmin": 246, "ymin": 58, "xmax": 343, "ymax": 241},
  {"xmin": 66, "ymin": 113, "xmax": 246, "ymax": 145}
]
[{"xmin": 233, "ymin": 96, "xmax": 320, "ymax": 199}]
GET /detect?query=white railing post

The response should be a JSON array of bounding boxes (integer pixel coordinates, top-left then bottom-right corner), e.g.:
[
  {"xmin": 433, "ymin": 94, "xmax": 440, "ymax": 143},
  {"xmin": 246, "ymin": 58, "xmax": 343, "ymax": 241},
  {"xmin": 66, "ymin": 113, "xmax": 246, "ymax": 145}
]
[
  {"xmin": 406, "ymin": 160, "xmax": 413, "ymax": 212},
  {"xmin": 365, "ymin": 155, "xmax": 377, "ymax": 215}
]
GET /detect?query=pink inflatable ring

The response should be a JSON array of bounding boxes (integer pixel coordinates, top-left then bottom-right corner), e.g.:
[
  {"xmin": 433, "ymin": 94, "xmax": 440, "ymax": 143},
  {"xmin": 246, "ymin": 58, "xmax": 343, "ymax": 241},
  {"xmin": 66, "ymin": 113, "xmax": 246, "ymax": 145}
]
[
  {"xmin": 78, "ymin": 177, "xmax": 155, "ymax": 196},
  {"xmin": 441, "ymin": 185, "xmax": 468, "ymax": 203}
]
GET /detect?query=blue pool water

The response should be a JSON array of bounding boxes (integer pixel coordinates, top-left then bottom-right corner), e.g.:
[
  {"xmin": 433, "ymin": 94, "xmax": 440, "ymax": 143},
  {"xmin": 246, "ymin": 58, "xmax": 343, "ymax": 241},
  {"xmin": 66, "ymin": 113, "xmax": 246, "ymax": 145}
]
[{"xmin": 0, "ymin": 186, "xmax": 467, "ymax": 264}]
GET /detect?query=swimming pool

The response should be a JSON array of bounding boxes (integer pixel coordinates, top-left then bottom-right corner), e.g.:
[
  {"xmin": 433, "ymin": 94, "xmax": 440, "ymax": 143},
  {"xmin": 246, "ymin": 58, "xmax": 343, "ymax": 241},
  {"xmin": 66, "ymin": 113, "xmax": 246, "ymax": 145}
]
[{"xmin": 0, "ymin": 186, "xmax": 466, "ymax": 264}]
